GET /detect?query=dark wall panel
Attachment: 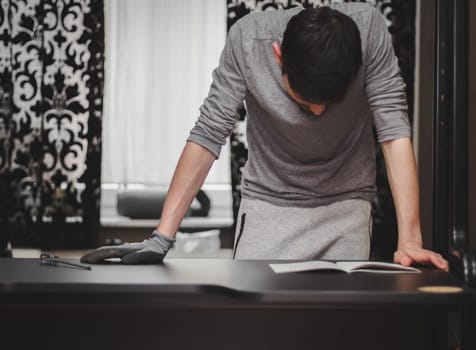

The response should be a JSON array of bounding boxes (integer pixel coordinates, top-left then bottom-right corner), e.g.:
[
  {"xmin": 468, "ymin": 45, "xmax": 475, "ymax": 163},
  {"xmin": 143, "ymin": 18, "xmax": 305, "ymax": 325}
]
[{"xmin": 469, "ymin": 0, "xmax": 476, "ymax": 251}]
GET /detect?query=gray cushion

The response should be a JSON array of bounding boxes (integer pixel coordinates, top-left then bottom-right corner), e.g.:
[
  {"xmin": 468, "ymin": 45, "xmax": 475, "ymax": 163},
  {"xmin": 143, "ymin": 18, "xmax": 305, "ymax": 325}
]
[{"xmin": 117, "ymin": 189, "xmax": 210, "ymax": 219}]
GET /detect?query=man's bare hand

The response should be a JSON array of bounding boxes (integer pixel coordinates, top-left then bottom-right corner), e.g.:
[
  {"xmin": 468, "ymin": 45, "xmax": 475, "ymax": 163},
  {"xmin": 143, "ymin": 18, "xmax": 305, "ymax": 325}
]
[{"xmin": 394, "ymin": 241, "xmax": 449, "ymax": 271}]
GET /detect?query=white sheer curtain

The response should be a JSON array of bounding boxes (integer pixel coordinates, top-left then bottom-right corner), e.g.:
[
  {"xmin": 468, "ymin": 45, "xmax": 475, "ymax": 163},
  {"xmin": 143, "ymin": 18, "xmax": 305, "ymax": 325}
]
[{"xmin": 102, "ymin": 0, "xmax": 228, "ymax": 185}]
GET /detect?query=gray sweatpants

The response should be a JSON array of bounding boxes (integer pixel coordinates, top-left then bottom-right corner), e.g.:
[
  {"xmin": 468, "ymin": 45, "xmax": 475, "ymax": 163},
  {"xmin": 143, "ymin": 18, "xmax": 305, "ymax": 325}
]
[{"xmin": 233, "ymin": 197, "xmax": 372, "ymax": 260}]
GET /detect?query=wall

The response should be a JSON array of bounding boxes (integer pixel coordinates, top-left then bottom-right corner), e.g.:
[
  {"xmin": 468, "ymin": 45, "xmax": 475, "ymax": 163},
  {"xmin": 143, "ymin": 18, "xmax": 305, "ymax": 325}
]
[
  {"xmin": 416, "ymin": 0, "xmax": 435, "ymax": 249},
  {"xmin": 417, "ymin": 0, "xmax": 476, "ymax": 252},
  {"xmin": 469, "ymin": 0, "xmax": 476, "ymax": 251}
]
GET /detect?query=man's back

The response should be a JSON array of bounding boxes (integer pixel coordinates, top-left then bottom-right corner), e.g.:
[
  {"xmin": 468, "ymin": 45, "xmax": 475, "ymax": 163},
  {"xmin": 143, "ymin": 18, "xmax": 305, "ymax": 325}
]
[{"xmin": 188, "ymin": 3, "xmax": 410, "ymax": 207}]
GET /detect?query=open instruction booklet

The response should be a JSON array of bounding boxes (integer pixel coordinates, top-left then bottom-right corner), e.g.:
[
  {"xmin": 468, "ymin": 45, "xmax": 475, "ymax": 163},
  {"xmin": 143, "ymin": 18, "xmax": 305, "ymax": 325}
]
[{"xmin": 269, "ymin": 261, "xmax": 421, "ymax": 274}]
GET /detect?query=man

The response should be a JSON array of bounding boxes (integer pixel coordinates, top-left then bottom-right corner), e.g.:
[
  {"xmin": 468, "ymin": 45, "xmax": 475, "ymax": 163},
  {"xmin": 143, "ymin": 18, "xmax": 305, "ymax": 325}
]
[{"xmin": 82, "ymin": 3, "xmax": 448, "ymax": 271}]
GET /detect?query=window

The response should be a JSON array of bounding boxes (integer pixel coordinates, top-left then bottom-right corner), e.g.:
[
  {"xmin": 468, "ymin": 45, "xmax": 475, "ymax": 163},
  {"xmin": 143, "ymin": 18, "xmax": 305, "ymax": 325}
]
[
  {"xmin": 102, "ymin": 0, "xmax": 229, "ymax": 187},
  {"xmin": 101, "ymin": 0, "xmax": 231, "ymax": 219}
]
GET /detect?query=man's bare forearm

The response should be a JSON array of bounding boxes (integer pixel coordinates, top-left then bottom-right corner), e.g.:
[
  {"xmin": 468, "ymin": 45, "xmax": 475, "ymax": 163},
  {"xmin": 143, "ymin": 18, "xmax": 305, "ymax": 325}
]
[
  {"xmin": 381, "ymin": 137, "xmax": 422, "ymax": 246},
  {"xmin": 157, "ymin": 142, "xmax": 216, "ymax": 238},
  {"xmin": 381, "ymin": 137, "xmax": 448, "ymax": 270}
]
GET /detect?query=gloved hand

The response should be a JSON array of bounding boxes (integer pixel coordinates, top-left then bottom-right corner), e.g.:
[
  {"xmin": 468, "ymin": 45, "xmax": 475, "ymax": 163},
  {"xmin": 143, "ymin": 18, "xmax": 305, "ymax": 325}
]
[{"xmin": 80, "ymin": 231, "xmax": 174, "ymax": 264}]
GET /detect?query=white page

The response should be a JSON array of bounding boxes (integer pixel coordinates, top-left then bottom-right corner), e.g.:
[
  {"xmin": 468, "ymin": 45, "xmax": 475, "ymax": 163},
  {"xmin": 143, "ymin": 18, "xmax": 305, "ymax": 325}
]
[
  {"xmin": 269, "ymin": 261, "xmax": 421, "ymax": 274},
  {"xmin": 336, "ymin": 261, "xmax": 420, "ymax": 273},
  {"xmin": 269, "ymin": 261, "xmax": 346, "ymax": 274}
]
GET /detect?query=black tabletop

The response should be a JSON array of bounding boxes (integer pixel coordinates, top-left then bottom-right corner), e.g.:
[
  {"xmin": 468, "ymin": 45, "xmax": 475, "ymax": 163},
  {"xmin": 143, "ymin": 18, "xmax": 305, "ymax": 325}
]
[{"xmin": 0, "ymin": 258, "xmax": 473, "ymax": 307}]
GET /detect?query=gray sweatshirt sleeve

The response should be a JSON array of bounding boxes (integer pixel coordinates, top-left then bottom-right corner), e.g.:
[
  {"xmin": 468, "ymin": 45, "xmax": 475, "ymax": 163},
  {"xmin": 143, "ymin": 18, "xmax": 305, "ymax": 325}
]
[
  {"xmin": 365, "ymin": 7, "xmax": 411, "ymax": 143},
  {"xmin": 187, "ymin": 23, "xmax": 247, "ymax": 158}
]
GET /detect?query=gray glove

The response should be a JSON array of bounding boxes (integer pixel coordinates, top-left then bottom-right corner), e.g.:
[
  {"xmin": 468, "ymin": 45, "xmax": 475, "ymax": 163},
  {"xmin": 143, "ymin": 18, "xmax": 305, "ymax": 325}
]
[{"xmin": 80, "ymin": 231, "xmax": 174, "ymax": 264}]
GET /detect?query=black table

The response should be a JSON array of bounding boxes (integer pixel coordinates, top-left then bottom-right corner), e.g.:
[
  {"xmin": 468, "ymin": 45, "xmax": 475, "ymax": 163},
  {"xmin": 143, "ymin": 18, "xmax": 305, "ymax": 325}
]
[{"xmin": 0, "ymin": 258, "xmax": 473, "ymax": 350}]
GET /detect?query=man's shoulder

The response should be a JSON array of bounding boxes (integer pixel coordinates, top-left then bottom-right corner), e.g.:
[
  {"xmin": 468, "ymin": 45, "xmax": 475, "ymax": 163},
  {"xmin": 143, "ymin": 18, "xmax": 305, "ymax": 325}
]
[
  {"xmin": 232, "ymin": 7, "xmax": 302, "ymax": 39},
  {"xmin": 234, "ymin": 6, "xmax": 299, "ymax": 23},
  {"xmin": 331, "ymin": 2, "xmax": 382, "ymax": 37},
  {"xmin": 331, "ymin": 2, "xmax": 374, "ymax": 17}
]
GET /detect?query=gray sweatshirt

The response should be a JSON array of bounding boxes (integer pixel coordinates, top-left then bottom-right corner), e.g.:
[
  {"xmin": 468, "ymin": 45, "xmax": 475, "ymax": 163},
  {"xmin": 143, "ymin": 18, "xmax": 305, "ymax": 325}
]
[{"xmin": 187, "ymin": 3, "xmax": 410, "ymax": 208}]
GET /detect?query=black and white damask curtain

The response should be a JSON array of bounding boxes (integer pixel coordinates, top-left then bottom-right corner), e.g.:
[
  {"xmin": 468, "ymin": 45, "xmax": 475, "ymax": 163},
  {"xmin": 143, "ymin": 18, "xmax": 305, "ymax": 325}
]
[
  {"xmin": 227, "ymin": 0, "xmax": 415, "ymax": 260},
  {"xmin": 0, "ymin": 0, "xmax": 104, "ymax": 252}
]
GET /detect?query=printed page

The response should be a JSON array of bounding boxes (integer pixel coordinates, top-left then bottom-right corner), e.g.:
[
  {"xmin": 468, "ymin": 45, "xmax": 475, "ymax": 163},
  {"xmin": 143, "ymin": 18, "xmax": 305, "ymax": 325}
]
[
  {"xmin": 269, "ymin": 261, "xmax": 421, "ymax": 274},
  {"xmin": 335, "ymin": 261, "xmax": 421, "ymax": 273},
  {"xmin": 269, "ymin": 261, "xmax": 346, "ymax": 274}
]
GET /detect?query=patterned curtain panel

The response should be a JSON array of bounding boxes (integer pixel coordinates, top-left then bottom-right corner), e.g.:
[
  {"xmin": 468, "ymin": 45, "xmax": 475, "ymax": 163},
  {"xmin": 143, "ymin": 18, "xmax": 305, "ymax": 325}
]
[
  {"xmin": 226, "ymin": 0, "xmax": 415, "ymax": 260},
  {"xmin": 0, "ymin": 0, "xmax": 104, "ymax": 252}
]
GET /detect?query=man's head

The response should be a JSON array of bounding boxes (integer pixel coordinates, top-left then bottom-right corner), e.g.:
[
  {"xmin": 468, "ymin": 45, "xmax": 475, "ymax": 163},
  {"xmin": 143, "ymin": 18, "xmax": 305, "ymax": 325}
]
[{"xmin": 272, "ymin": 7, "xmax": 362, "ymax": 115}]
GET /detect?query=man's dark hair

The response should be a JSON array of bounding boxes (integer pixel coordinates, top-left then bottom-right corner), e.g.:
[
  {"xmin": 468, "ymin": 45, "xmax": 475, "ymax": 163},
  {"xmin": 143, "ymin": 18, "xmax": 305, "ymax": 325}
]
[{"xmin": 281, "ymin": 7, "xmax": 362, "ymax": 104}]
